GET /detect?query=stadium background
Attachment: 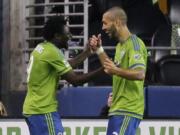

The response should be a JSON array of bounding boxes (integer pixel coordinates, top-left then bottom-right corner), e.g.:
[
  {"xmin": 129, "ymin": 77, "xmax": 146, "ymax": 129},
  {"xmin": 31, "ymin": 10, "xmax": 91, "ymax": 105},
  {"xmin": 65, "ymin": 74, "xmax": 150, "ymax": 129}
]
[{"xmin": 0, "ymin": 0, "xmax": 180, "ymax": 134}]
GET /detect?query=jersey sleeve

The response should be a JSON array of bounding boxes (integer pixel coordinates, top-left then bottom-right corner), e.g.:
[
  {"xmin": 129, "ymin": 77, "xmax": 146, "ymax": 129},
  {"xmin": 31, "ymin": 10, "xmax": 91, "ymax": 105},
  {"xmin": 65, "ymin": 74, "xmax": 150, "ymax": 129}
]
[
  {"xmin": 128, "ymin": 46, "xmax": 147, "ymax": 70},
  {"xmin": 45, "ymin": 48, "xmax": 72, "ymax": 75}
]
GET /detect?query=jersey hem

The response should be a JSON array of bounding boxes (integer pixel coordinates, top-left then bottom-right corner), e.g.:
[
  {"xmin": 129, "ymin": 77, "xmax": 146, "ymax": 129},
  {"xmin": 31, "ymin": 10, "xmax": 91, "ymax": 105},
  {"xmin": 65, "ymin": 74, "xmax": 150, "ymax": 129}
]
[
  {"xmin": 23, "ymin": 109, "xmax": 57, "ymax": 115},
  {"xmin": 108, "ymin": 110, "xmax": 143, "ymax": 119}
]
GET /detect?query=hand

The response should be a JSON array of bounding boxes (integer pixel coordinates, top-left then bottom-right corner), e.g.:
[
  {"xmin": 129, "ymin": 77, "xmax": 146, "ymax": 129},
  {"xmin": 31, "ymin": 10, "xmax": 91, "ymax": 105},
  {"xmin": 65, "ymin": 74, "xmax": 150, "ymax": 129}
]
[
  {"xmin": 89, "ymin": 34, "xmax": 102, "ymax": 52},
  {"xmin": 84, "ymin": 42, "xmax": 93, "ymax": 55},
  {"xmin": 104, "ymin": 58, "xmax": 117, "ymax": 75}
]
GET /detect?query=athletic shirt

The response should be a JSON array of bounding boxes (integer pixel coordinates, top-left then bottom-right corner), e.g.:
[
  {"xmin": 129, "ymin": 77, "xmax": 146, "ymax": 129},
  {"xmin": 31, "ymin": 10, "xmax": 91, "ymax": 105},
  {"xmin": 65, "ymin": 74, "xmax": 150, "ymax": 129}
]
[
  {"xmin": 23, "ymin": 41, "xmax": 72, "ymax": 114},
  {"xmin": 109, "ymin": 35, "xmax": 147, "ymax": 119}
]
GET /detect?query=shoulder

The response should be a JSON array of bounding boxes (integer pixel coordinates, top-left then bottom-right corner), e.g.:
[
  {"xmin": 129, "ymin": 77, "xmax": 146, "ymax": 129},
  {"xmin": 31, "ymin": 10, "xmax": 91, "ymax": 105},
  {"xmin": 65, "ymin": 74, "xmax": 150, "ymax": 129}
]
[
  {"xmin": 35, "ymin": 42, "xmax": 64, "ymax": 60},
  {"xmin": 129, "ymin": 35, "xmax": 146, "ymax": 51}
]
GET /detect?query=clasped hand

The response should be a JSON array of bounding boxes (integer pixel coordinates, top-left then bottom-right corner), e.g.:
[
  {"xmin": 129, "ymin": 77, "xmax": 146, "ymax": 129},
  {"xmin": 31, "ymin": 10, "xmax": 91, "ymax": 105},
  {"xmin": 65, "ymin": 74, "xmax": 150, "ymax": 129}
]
[
  {"xmin": 89, "ymin": 34, "xmax": 102, "ymax": 52},
  {"xmin": 88, "ymin": 34, "xmax": 118, "ymax": 75}
]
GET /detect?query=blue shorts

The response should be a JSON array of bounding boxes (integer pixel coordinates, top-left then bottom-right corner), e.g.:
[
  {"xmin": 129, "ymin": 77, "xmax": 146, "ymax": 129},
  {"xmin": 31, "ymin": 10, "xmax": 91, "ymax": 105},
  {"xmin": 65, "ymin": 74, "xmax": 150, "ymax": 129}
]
[
  {"xmin": 106, "ymin": 115, "xmax": 141, "ymax": 135},
  {"xmin": 25, "ymin": 112, "xmax": 64, "ymax": 135}
]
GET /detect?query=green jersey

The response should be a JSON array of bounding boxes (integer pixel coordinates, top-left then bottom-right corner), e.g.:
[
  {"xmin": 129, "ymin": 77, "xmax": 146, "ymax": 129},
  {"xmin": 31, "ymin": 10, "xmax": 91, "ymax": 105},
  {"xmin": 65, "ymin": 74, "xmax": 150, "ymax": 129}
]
[
  {"xmin": 23, "ymin": 41, "xmax": 72, "ymax": 114},
  {"xmin": 109, "ymin": 35, "xmax": 147, "ymax": 119}
]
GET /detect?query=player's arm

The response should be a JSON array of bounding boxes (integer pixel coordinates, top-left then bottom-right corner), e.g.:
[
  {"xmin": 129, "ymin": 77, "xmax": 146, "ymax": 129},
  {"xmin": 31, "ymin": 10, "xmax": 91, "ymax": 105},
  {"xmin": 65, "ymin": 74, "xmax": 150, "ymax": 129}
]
[
  {"xmin": 62, "ymin": 67, "xmax": 104, "ymax": 86},
  {"xmin": 103, "ymin": 58, "xmax": 145, "ymax": 80},
  {"xmin": 114, "ymin": 68, "xmax": 145, "ymax": 80},
  {"xmin": 68, "ymin": 44, "xmax": 91, "ymax": 68}
]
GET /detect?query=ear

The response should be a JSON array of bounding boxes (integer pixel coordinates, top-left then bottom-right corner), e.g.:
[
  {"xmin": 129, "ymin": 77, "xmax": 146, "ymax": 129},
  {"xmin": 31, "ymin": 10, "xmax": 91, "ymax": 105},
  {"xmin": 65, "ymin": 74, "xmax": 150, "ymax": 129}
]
[
  {"xmin": 113, "ymin": 20, "xmax": 119, "ymax": 31},
  {"xmin": 115, "ymin": 19, "xmax": 121, "ymax": 27}
]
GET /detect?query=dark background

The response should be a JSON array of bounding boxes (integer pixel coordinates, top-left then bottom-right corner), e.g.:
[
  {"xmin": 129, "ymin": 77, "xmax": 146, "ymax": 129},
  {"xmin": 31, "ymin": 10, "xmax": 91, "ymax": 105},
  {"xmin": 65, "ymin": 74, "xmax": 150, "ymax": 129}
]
[{"xmin": 0, "ymin": 0, "xmax": 2, "ymax": 100}]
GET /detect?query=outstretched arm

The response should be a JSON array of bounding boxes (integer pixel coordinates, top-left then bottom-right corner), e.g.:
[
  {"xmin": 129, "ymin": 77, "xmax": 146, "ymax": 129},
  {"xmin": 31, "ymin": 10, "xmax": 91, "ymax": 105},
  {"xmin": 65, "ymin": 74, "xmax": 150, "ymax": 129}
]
[
  {"xmin": 68, "ymin": 44, "xmax": 92, "ymax": 68},
  {"xmin": 62, "ymin": 67, "xmax": 104, "ymax": 86}
]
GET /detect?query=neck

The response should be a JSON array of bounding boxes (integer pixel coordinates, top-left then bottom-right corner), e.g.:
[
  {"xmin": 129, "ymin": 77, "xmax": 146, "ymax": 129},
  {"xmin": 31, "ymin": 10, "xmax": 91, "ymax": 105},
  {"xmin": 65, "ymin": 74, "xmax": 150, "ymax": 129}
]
[
  {"xmin": 50, "ymin": 38, "xmax": 62, "ymax": 49},
  {"xmin": 117, "ymin": 26, "xmax": 132, "ymax": 43}
]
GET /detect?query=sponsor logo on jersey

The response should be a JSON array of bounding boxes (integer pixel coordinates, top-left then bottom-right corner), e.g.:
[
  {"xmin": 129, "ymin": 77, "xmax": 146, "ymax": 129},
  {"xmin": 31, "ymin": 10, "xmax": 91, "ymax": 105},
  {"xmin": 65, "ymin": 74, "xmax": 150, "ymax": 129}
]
[
  {"xmin": 35, "ymin": 44, "xmax": 44, "ymax": 54},
  {"xmin": 134, "ymin": 54, "xmax": 141, "ymax": 60}
]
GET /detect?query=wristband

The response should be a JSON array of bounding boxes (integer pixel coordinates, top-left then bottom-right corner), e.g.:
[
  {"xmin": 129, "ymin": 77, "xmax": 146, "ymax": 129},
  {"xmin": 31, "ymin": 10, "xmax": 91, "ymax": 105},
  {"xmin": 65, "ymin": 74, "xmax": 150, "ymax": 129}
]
[{"xmin": 96, "ymin": 46, "xmax": 104, "ymax": 55}]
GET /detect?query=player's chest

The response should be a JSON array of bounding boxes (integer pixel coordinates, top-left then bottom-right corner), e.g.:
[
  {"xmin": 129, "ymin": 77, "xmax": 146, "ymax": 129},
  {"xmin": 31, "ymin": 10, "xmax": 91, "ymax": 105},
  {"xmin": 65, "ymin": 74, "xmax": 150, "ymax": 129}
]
[{"xmin": 114, "ymin": 47, "xmax": 129, "ymax": 67}]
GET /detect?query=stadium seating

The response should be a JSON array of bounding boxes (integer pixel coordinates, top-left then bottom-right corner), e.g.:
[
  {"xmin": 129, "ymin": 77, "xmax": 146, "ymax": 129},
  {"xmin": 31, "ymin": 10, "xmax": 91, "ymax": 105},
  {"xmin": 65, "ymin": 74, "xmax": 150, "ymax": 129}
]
[
  {"xmin": 149, "ymin": 0, "xmax": 180, "ymax": 84},
  {"xmin": 151, "ymin": 24, "xmax": 172, "ymax": 62},
  {"xmin": 169, "ymin": 0, "xmax": 180, "ymax": 24},
  {"xmin": 156, "ymin": 55, "xmax": 180, "ymax": 85}
]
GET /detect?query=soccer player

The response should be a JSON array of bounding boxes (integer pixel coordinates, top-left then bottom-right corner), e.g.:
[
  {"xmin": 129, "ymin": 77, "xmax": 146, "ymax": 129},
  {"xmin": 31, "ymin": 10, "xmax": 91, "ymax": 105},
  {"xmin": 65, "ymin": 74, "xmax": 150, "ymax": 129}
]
[
  {"xmin": 23, "ymin": 16, "xmax": 103, "ymax": 135},
  {"xmin": 89, "ymin": 7, "xmax": 147, "ymax": 135}
]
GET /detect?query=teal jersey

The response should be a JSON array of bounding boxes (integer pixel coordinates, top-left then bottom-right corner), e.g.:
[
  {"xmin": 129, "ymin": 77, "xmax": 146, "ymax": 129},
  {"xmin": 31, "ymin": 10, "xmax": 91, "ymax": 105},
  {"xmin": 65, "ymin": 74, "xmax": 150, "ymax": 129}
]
[
  {"xmin": 109, "ymin": 35, "xmax": 147, "ymax": 119},
  {"xmin": 23, "ymin": 41, "xmax": 72, "ymax": 114}
]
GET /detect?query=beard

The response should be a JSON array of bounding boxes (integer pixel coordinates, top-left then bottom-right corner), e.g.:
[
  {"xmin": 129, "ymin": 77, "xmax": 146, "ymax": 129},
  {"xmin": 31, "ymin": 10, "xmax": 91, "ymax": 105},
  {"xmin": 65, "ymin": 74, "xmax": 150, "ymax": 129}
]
[{"xmin": 108, "ymin": 25, "xmax": 119, "ymax": 41}]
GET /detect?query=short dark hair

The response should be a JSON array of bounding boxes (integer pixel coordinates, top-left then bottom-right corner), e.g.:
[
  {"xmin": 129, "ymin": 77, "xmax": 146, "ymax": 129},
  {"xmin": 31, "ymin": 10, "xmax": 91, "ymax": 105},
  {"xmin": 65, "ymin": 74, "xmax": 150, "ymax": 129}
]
[{"xmin": 43, "ymin": 16, "xmax": 66, "ymax": 40}]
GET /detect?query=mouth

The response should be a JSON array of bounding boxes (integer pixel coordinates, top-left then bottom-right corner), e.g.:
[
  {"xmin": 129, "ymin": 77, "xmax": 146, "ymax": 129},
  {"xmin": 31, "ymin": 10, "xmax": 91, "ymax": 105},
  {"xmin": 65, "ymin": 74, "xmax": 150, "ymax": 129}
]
[
  {"xmin": 105, "ymin": 30, "xmax": 109, "ymax": 34},
  {"xmin": 106, "ymin": 30, "xmax": 111, "ymax": 34},
  {"xmin": 107, "ymin": 32, "xmax": 112, "ymax": 37}
]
